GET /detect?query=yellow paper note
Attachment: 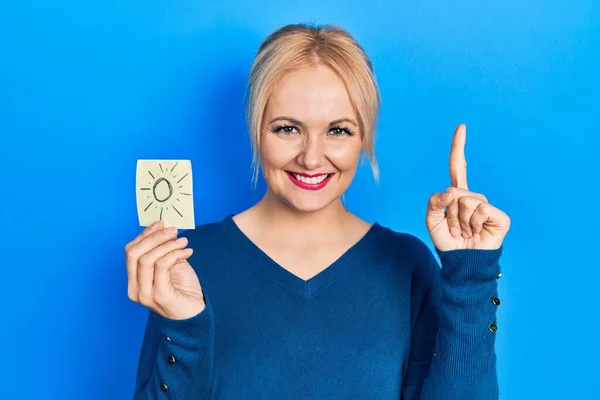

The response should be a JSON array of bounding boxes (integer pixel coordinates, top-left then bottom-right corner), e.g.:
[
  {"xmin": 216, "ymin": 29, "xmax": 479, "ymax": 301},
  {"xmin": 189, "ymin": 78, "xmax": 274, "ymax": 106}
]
[{"xmin": 136, "ymin": 159, "xmax": 195, "ymax": 229}]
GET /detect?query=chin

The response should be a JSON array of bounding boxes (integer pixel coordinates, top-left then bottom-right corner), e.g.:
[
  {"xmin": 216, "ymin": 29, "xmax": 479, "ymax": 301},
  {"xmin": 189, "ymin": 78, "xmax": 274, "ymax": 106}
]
[
  {"xmin": 279, "ymin": 191, "xmax": 341, "ymax": 213},
  {"xmin": 277, "ymin": 188, "xmax": 341, "ymax": 213}
]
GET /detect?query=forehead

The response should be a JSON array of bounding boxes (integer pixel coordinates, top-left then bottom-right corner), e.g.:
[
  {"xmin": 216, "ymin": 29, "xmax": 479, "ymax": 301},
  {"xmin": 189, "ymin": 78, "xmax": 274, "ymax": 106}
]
[{"xmin": 265, "ymin": 65, "xmax": 356, "ymax": 123}]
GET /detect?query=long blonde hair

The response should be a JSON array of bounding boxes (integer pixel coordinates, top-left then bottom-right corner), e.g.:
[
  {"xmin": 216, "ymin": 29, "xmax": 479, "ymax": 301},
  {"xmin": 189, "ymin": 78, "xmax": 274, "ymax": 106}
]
[{"xmin": 245, "ymin": 23, "xmax": 381, "ymax": 185}]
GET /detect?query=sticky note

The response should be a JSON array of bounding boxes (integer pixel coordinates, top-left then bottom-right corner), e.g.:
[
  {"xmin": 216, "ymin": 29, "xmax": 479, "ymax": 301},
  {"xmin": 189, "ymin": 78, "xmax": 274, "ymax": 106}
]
[{"xmin": 136, "ymin": 159, "xmax": 195, "ymax": 229}]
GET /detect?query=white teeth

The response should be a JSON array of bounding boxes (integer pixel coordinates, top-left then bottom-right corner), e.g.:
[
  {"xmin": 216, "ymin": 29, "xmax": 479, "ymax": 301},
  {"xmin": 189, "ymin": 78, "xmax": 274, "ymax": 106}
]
[{"xmin": 293, "ymin": 173, "xmax": 329, "ymax": 184}]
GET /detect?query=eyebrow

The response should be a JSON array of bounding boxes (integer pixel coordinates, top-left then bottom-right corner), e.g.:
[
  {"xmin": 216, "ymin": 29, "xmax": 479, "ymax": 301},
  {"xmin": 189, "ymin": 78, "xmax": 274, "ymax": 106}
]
[{"xmin": 268, "ymin": 116, "xmax": 358, "ymax": 127}]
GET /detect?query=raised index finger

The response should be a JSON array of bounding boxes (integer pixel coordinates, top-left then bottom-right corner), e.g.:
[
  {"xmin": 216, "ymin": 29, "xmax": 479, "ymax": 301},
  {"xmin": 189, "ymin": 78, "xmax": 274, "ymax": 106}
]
[{"xmin": 449, "ymin": 123, "xmax": 468, "ymax": 190}]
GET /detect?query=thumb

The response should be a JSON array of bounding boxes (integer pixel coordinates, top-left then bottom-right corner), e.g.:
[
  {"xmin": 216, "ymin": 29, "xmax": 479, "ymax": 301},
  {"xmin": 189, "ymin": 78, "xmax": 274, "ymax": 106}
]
[{"xmin": 426, "ymin": 191, "xmax": 453, "ymax": 228}]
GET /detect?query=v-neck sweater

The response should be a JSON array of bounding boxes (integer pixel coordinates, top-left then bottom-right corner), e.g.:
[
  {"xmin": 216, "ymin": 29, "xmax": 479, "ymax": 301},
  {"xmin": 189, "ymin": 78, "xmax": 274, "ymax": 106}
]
[{"xmin": 133, "ymin": 215, "xmax": 503, "ymax": 399}]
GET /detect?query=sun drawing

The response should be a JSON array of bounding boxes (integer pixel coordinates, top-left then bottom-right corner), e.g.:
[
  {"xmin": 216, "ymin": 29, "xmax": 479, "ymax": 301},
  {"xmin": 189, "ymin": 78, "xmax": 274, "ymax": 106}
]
[{"xmin": 140, "ymin": 161, "xmax": 191, "ymax": 221}]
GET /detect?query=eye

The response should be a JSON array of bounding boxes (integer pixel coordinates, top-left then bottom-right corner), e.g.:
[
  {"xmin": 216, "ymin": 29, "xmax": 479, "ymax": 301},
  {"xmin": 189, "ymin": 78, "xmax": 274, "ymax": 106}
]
[
  {"xmin": 328, "ymin": 125, "xmax": 355, "ymax": 136},
  {"xmin": 270, "ymin": 124, "xmax": 299, "ymax": 134}
]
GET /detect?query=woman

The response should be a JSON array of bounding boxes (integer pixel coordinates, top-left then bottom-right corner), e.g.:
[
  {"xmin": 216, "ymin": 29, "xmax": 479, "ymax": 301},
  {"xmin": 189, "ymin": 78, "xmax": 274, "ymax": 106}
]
[{"xmin": 127, "ymin": 24, "xmax": 510, "ymax": 399}]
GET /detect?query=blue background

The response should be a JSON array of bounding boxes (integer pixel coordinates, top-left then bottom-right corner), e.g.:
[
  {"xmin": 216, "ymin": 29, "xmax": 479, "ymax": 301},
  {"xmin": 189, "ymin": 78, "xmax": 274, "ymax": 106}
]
[{"xmin": 1, "ymin": 1, "xmax": 598, "ymax": 399}]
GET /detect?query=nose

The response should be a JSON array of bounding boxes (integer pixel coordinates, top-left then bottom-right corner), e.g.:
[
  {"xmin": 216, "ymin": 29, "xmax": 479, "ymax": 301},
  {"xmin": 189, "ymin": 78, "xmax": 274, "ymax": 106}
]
[{"xmin": 296, "ymin": 135, "xmax": 325, "ymax": 171}]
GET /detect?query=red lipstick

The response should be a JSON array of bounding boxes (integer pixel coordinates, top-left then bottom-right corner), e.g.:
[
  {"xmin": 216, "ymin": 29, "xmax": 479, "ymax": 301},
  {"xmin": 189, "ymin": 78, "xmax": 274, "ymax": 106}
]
[{"xmin": 286, "ymin": 171, "xmax": 334, "ymax": 191}]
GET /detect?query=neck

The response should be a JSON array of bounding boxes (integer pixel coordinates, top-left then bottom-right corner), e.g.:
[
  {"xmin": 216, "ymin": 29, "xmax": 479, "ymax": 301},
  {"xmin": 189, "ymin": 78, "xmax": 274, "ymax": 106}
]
[{"xmin": 252, "ymin": 189, "xmax": 352, "ymax": 240}]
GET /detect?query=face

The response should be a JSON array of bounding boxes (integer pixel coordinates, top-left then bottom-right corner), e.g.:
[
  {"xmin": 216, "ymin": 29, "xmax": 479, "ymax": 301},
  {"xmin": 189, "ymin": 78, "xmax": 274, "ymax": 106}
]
[{"xmin": 260, "ymin": 64, "xmax": 363, "ymax": 212}]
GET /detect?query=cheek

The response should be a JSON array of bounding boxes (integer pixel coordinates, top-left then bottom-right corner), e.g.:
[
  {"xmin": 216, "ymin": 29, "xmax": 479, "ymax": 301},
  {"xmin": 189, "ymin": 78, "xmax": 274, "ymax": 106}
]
[
  {"xmin": 327, "ymin": 141, "xmax": 362, "ymax": 171},
  {"xmin": 261, "ymin": 137, "xmax": 301, "ymax": 169}
]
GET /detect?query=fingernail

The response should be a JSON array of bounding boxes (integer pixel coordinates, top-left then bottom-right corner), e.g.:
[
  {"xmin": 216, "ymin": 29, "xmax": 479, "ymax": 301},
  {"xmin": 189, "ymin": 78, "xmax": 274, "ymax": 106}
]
[
  {"xmin": 450, "ymin": 227, "xmax": 461, "ymax": 237},
  {"xmin": 151, "ymin": 221, "xmax": 162, "ymax": 229},
  {"xmin": 175, "ymin": 237, "xmax": 187, "ymax": 243},
  {"xmin": 164, "ymin": 226, "xmax": 177, "ymax": 235},
  {"xmin": 440, "ymin": 193, "xmax": 450, "ymax": 200}
]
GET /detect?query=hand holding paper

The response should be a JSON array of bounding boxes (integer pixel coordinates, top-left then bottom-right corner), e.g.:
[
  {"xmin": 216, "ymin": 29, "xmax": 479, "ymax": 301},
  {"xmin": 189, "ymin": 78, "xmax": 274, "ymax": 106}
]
[{"xmin": 128, "ymin": 159, "xmax": 204, "ymax": 320}]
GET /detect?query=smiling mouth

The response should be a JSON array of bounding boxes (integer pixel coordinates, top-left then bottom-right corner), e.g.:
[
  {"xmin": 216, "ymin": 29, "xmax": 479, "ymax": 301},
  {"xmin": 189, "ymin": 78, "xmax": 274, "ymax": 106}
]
[{"xmin": 285, "ymin": 171, "xmax": 335, "ymax": 190}]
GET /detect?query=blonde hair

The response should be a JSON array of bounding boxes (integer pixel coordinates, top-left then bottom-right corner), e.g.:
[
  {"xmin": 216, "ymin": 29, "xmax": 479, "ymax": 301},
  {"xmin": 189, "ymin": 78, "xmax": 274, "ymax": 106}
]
[{"xmin": 245, "ymin": 23, "xmax": 381, "ymax": 185}]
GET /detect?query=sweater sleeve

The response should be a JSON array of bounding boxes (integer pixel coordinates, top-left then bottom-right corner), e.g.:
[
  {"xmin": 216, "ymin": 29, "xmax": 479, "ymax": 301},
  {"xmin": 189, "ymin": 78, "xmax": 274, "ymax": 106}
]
[
  {"xmin": 402, "ymin": 246, "xmax": 503, "ymax": 400},
  {"xmin": 132, "ymin": 296, "xmax": 215, "ymax": 399}
]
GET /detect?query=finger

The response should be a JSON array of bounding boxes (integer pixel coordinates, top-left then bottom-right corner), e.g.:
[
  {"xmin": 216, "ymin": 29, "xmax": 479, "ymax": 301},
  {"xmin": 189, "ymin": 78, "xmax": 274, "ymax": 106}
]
[
  {"xmin": 125, "ymin": 220, "xmax": 164, "ymax": 251},
  {"xmin": 444, "ymin": 186, "xmax": 488, "ymax": 203},
  {"xmin": 476, "ymin": 204, "xmax": 511, "ymax": 239},
  {"xmin": 446, "ymin": 198, "xmax": 461, "ymax": 238},
  {"xmin": 125, "ymin": 221, "xmax": 165, "ymax": 301},
  {"xmin": 154, "ymin": 248, "xmax": 194, "ymax": 300},
  {"xmin": 126, "ymin": 225, "xmax": 178, "ymax": 299},
  {"xmin": 449, "ymin": 124, "xmax": 468, "ymax": 190},
  {"xmin": 426, "ymin": 190, "xmax": 455, "ymax": 229},
  {"xmin": 470, "ymin": 203, "xmax": 493, "ymax": 236},
  {"xmin": 136, "ymin": 236, "xmax": 189, "ymax": 304},
  {"xmin": 458, "ymin": 196, "xmax": 485, "ymax": 238},
  {"xmin": 128, "ymin": 226, "xmax": 179, "ymax": 262},
  {"xmin": 442, "ymin": 187, "xmax": 487, "ymax": 238}
]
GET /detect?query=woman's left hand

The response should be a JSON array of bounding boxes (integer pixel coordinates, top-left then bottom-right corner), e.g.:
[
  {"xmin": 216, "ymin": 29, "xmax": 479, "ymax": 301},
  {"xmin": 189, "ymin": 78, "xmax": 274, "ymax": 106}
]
[{"xmin": 425, "ymin": 124, "xmax": 511, "ymax": 251}]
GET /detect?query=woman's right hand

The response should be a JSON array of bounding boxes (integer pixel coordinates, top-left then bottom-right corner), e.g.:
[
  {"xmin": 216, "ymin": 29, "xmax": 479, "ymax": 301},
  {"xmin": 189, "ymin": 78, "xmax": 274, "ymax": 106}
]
[{"xmin": 125, "ymin": 220, "xmax": 206, "ymax": 320}]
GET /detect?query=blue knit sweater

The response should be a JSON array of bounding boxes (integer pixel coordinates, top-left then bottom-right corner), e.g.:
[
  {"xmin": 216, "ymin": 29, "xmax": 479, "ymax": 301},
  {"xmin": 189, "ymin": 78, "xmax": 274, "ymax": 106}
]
[{"xmin": 133, "ymin": 215, "xmax": 503, "ymax": 399}]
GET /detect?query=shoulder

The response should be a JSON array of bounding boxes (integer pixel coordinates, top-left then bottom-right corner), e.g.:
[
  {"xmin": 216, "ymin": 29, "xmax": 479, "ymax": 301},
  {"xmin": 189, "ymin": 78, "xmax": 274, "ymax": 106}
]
[
  {"xmin": 179, "ymin": 217, "xmax": 227, "ymax": 241},
  {"xmin": 176, "ymin": 216, "xmax": 233, "ymax": 260},
  {"xmin": 171, "ymin": 216, "xmax": 240, "ymax": 281},
  {"xmin": 374, "ymin": 223, "xmax": 436, "ymax": 265},
  {"xmin": 372, "ymin": 223, "xmax": 440, "ymax": 286}
]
